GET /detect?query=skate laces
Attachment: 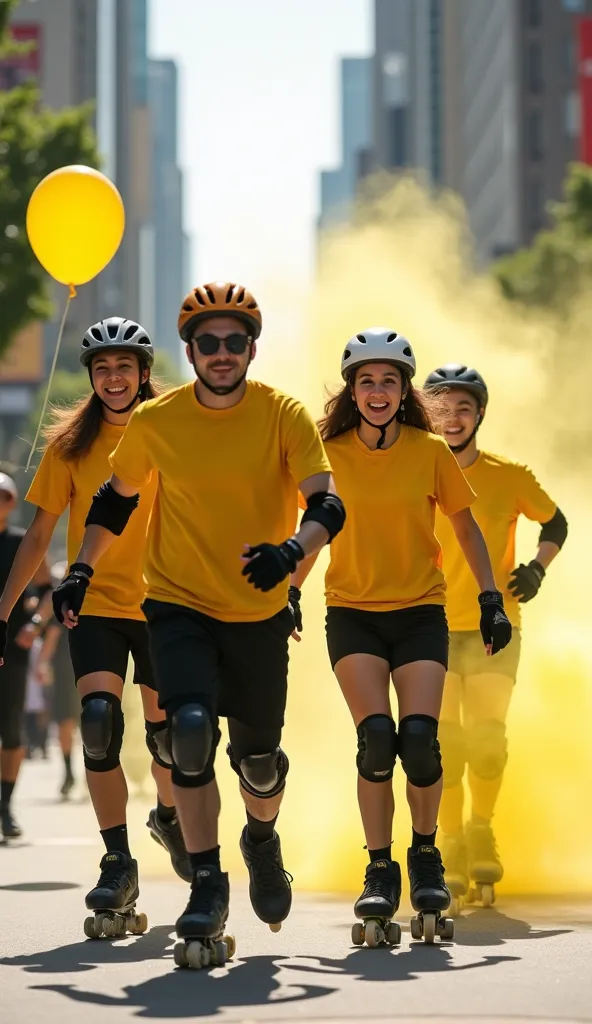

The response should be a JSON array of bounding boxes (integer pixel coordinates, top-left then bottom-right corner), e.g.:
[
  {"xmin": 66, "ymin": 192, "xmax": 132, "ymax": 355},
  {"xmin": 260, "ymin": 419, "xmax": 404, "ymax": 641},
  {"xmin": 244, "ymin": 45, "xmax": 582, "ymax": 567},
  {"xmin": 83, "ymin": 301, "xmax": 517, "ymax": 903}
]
[
  {"xmin": 364, "ymin": 864, "xmax": 393, "ymax": 900},
  {"xmin": 98, "ymin": 853, "xmax": 129, "ymax": 889},
  {"xmin": 411, "ymin": 846, "xmax": 444, "ymax": 886},
  {"xmin": 187, "ymin": 869, "xmax": 226, "ymax": 913},
  {"xmin": 249, "ymin": 843, "xmax": 293, "ymax": 891}
]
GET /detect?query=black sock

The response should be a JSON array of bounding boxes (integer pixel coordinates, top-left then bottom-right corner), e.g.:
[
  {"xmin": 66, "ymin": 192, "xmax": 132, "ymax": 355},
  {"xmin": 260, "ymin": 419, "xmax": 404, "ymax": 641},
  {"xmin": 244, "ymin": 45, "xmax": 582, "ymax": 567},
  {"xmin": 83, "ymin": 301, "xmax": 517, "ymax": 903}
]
[
  {"xmin": 368, "ymin": 845, "xmax": 392, "ymax": 863},
  {"xmin": 0, "ymin": 780, "xmax": 15, "ymax": 810},
  {"xmin": 100, "ymin": 824, "xmax": 131, "ymax": 857},
  {"xmin": 157, "ymin": 798, "xmax": 176, "ymax": 823},
  {"xmin": 246, "ymin": 810, "xmax": 277, "ymax": 845},
  {"xmin": 412, "ymin": 827, "xmax": 437, "ymax": 851},
  {"xmin": 189, "ymin": 847, "xmax": 221, "ymax": 873},
  {"xmin": 63, "ymin": 752, "xmax": 72, "ymax": 775}
]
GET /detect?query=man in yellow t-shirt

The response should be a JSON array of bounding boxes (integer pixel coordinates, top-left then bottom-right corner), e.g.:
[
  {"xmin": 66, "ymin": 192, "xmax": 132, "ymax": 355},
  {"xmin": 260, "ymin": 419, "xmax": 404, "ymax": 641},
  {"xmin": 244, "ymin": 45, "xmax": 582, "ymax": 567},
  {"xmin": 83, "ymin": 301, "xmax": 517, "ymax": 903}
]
[
  {"xmin": 425, "ymin": 364, "xmax": 567, "ymax": 911},
  {"xmin": 53, "ymin": 281, "xmax": 344, "ymax": 958}
]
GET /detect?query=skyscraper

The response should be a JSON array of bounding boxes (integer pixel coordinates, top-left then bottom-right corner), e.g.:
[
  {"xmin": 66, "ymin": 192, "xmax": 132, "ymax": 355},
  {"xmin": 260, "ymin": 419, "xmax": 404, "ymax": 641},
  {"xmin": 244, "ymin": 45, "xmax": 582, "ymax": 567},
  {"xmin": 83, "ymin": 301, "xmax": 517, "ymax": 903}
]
[{"xmin": 318, "ymin": 56, "xmax": 373, "ymax": 231}]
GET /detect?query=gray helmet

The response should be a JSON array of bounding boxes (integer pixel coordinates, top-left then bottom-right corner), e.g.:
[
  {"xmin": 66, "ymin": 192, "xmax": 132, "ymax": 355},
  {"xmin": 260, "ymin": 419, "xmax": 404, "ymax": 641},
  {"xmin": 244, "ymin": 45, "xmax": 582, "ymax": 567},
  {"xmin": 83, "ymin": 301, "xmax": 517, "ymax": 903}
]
[
  {"xmin": 341, "ymin": 327, "xmax": 416, "ymax": 381},
  {"xmin": 424, "ymin": 364, "xmax": 488, "ymax": 408},
  {"xmin": 80, "ymin": 317, "xmax": 154, "ymax": 368}
]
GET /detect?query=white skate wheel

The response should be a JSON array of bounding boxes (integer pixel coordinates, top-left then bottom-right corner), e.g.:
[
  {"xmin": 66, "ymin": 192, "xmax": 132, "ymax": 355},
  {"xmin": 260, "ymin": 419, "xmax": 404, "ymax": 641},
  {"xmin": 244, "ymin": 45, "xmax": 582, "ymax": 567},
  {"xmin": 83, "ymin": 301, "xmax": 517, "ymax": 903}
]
[
  {"xmin": 422, "ymin": 913, "xmax": 436, "ymax": 944},
  {"xmin": 439, "ymin": 917, "xmax": 454, "ymax": 940},
  {"xmin": 84, "ymin": 916, "xmax": 98, "ymax": 939},
  {"xmin": 351, "ymin": 922, "xmax": 364, "ymax": 946},
  {"xmin": 410, "ymin": 917, "xmax": 422, "ymax": 940},
  {"xmin": 365, "ymin": 922, "xmax": 383, "ymax": 948},
  {"xmin": 224, "ymin": 934, "xmax": 236, "ymax": 959},
  {"xmin": 269, "ymin": 921, "xmax": 282, "ymax": 933},
  {"xmin": 102, "ymin": 916, "xmax": 116, "ymax": 938},
  {"xmin": 174, "ymin": 940, "xmax": 188, "ymax": 968},
  {"xmin": 386, "ymin": 921, "xmax": 401, "ymax": 945},
  {"xmin": 187, "ymin": 941, "xmax": 208, "ymax": 969},
  {"xmin": 481, "ymin": 884, "xmax": 494, "ymax": 908}
]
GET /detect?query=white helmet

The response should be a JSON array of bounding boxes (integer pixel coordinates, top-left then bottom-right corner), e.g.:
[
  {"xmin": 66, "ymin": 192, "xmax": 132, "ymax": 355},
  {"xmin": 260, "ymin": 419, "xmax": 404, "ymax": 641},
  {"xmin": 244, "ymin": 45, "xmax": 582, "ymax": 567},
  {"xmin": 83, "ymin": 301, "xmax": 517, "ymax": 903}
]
[
  {"xmin": 341, "ymin": 327, "xmax": 416, "ymax": 381},
  {"xmin": 80, "ymin": 317, "xmax": 154, "ymax": 368}
]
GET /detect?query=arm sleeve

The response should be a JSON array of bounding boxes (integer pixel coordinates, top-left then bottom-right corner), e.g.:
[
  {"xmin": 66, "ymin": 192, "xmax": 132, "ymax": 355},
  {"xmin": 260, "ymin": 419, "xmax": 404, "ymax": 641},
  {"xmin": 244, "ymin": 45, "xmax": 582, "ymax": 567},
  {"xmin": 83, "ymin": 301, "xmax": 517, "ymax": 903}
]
[
  {"xmin": 515, "ymin": 465, "xmax": 557, "ymax": 523},
  {"xmin": 108, "ymin": 406, "xmax": 154, "ymax": 489},
  {"xmin": 282, "ymin": 399, "xmax": 332, "ymax": 487},
  {"xmin": 25, "ymin": 446, "xmax": 73, "ymax": 516},
  {"xmin": 434, "ymin": 438, "xmax": 477, "ymax": 516}
]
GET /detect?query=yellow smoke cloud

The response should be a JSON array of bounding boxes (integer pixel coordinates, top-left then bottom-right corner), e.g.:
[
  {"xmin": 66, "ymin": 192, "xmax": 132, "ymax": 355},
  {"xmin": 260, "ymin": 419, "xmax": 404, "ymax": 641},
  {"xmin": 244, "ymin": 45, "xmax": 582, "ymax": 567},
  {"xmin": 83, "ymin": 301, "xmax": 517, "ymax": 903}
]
[{"xmin": 126, "ymin": 176, "xmax": 592, "ymax": 898}]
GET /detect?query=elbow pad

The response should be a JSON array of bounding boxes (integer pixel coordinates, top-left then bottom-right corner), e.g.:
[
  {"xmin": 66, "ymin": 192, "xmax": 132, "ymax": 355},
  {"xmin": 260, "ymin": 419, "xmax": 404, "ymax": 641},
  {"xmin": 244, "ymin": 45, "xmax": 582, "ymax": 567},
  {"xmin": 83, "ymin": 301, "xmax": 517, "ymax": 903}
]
[
  {"xmin": 301, "ymin": 491, "xmax": 346, "ymax": 541},
  {"xmin": 539, "ymin": 507, "xmax": 567, "ymax": 549},
  {"xmin": 85, "ymin": 481, "xmax": 140, "ymax": 536}
]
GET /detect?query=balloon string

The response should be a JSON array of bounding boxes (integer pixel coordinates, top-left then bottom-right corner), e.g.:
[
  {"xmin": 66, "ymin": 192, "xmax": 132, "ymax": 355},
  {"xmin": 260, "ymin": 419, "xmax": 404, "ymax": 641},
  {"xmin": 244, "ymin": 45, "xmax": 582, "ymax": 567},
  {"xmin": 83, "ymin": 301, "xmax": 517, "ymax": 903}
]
[{"xmin": 25, "ymin": 287, "xmax": 76, "ymax": 472}]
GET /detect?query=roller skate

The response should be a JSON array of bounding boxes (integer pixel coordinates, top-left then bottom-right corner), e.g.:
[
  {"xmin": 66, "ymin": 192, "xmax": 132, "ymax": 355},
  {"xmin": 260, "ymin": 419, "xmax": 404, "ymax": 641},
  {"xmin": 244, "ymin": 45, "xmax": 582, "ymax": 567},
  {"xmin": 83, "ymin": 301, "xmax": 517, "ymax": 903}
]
[
  {"xmin": 83, "ymin": 852, "xmax": 148, "ymax": 939},
  {"xmin": 0, "ymin": 806, "xmax": 22, "ymax": 840},
  {"xmin": 146, "ymin": 807, "xmax": 191, "ymax": 883},
  {"xmin": 60, "ymin": 771, "xmax": 75, "ymax": 800},
  {"xmin": 408, "ymin": 845, "xmax": 454, "ymax": 943},
  {"xmin": 440, "ymin": 831, "xmax": 469, "ymax": 917},
  {"xmin": 239, "ymin": 825, "xmax": 293, "ymax": 932},
  {"xmin": 351, "ymin": 859, "xmax": 402, "ymax": 948},
  {"xmin": 465, "ymin": 821, "xmax": 502, "ymax": 908},
  {"xmin": 174, "ymin": 865, "xmax": 235, "ymax": 970}
]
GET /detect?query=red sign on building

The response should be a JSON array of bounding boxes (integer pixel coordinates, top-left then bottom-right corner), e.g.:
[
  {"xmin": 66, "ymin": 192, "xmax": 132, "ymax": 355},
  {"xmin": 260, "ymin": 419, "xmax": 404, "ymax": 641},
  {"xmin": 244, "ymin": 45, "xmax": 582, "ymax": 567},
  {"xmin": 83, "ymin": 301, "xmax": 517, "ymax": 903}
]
[{"xmin": 0, "ymin": 24, "xmax": 42, "ymax": 91}]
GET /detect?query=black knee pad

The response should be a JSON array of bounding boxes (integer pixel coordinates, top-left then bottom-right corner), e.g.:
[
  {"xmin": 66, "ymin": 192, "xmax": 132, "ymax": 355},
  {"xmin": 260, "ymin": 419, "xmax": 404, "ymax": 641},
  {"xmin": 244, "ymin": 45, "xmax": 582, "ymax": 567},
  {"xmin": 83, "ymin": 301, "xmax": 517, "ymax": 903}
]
[
  {"xmin": 438, "ymin": 720, "xmax": 467, "ymax": 788},
  {"xmin": 356, "ymin": 714, "xmax": 398, "ymax": 783},
  {"xmin": 168, "ymin": 701, "xmax": 220, "ymax": 788},
  {"xmin": 80, "ymin": 691, "xmax": 124, "ymax": 773},
  {"xmin": 145, "ymin": 720, "xmax": 172, "ymax": 769},
  {"xmin": 398, "ymin": 714, "xmax": 442, "ymax": 788},
  {"xmin": 467, "ymin": 719, "xmax": 508, "ymax": 780},
  {"xmin": 227, "ymin": 744, "xmax": 289, "ymax": 798}
]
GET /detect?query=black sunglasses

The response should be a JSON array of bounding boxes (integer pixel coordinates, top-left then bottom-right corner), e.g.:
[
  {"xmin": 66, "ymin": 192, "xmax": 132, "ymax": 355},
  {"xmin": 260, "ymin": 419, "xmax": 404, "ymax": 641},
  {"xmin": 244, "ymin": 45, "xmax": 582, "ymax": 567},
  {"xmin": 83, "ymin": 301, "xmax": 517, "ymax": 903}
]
[{"xmin": 192, "ymin": 333, "xmax": 251, "ymax": 356}]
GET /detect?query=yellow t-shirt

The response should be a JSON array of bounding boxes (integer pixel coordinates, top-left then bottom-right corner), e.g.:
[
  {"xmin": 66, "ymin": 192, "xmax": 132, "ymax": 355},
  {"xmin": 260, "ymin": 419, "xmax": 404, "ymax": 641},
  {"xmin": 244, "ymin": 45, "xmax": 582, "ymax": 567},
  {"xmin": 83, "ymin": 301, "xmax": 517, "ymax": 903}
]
[
  {"xmin": 26, "ymin": 422, "xmax": 157, "ymax": 619},
  {"xmin": 109, "ymin": 380, "xmax": 332, "ymax": 622},
  {"xmin": 436, "ymin": 451, "xmax": 556, "ymax": 631},
  {"xmin": 323, "ymin": 426, "xmax": 476, "ymax": 612}
]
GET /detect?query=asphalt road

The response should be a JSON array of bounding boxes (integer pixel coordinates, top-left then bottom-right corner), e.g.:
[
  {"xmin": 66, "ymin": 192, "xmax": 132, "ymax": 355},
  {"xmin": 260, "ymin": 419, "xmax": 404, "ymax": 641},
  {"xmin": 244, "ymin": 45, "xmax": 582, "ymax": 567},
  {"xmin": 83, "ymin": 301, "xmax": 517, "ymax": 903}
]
[{"xmin": 1, "ymin": 746, "xmax": 590, "ymax": 1024}]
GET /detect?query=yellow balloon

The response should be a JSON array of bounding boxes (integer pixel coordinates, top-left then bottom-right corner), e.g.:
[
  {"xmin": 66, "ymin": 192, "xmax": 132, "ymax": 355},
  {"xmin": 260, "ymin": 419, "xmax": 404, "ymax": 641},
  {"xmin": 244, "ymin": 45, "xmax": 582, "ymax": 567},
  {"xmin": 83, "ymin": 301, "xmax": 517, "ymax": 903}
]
[{"xmin": 26, "ymin": 165, "xmax": 125, "ymax": 286}]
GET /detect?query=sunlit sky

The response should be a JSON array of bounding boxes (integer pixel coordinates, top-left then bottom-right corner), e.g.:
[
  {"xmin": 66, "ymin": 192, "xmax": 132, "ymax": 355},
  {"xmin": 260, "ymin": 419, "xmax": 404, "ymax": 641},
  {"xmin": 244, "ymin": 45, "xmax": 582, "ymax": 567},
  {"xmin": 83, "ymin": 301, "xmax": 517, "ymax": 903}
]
[{"xmin": 149, "ymin": 0, "xmax": 371, "ymax": 291}]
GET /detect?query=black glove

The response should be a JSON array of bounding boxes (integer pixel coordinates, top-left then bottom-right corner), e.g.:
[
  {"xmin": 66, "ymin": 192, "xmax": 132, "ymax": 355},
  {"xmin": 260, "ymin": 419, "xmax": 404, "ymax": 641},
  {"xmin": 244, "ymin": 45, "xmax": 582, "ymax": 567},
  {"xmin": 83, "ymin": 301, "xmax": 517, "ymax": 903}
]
[
  {"xmin": 507, "ymin": 560, "xmax": 545, "ymax": 603},
  {"xmin": 478, "ymin": 590, "xmax": 512, "ymax": 655},
  {"xmin": 0, "ymin": 620, "xmax": 7, "ymax": 662},
  {"xmin": 288, "ymin": 585, "xmax": 302, "ymax": 633},
  {"xmin": 52, "ymin": 562, "xmax": 94, "ymax": 623},
  {"xmin": 242, "ymin": 539, "xmax": 304, "ymax": 592}
]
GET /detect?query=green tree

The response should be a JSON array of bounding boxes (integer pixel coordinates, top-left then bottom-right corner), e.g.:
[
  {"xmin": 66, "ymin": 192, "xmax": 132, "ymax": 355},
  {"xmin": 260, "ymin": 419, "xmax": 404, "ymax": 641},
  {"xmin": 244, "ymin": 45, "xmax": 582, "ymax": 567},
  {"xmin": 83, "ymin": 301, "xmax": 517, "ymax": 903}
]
[
  {"xmin": 0, "ymin": 0, "xmax": 98, "ymax": 355},
  {"xmin": 493, "ymin": 163, "xmax": 592, "ymax": 312}
]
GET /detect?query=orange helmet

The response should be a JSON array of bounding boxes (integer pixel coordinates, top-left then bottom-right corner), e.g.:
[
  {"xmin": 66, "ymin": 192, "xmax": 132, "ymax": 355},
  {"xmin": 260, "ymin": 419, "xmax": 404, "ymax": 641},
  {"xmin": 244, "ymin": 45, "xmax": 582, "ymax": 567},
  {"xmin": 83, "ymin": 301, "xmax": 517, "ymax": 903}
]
[{"xmin": 178, "ymin": 282, "xmax": 262, "ymax": 341}]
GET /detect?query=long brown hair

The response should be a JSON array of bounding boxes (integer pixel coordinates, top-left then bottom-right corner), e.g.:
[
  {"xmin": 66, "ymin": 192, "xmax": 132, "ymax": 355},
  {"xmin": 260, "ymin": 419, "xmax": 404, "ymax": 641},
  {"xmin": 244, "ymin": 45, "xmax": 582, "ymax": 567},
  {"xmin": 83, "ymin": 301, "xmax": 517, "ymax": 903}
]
[
  {"xmin": 318, "ymin": 368, "xmax": 437, "ymax": 443},
  {"xmin": 43, "ymin": 371, "xmax": 163, "ymax": 462}
]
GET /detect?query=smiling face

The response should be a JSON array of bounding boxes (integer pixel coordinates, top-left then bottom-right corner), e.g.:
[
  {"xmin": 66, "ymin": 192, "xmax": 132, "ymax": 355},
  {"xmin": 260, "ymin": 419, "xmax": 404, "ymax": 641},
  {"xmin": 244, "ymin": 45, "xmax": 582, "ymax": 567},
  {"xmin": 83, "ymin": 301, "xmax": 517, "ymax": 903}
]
[
  {"xmin": 186, "ymin": 315, "xmax": 255, "ymax": 395},
  {"xmin": 352, "ymin": 362, "xmax": 405, "ymax": 425},
  {"xmin": 441, "ymin": 388, "xmax": 481, "ymax": 447},
  {"xmin": 90, "ymin": 350, "xmax": 148, "ymax": 411}
]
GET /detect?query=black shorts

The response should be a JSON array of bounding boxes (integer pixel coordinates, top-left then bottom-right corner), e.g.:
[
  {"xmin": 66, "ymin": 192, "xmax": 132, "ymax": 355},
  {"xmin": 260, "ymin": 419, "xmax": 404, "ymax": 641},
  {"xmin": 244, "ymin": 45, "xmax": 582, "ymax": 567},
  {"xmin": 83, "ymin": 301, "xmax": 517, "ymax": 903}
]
[
  {"xmin": 448, "ymin": 629, "xmax": 521, "ymax": 680},
  {"xmin": 68, "ymin": 615, "xmax": 156, "ymax": 690},
  {"xmin": 0, "ymin": 642, "xmax": 29, "ymax": 749},
  {"xmin": 326, "ymin": 604, "xmax": 449, "ymax": 672},
  {"xmin": 142, "ymin": 598, "xmax": 293, "ymax": 728}
]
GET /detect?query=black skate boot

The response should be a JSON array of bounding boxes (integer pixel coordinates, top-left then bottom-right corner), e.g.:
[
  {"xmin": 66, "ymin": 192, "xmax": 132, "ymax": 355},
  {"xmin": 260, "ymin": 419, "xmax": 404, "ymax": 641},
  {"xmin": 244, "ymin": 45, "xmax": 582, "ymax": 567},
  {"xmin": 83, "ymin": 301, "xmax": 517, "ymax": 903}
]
[
  {"xmin": 408, "ymin": 845, "xmax": 454, "ymax": 943},
  {"xmin": 146, "ymin": 807, "xmax": 191, "ymax": 883},
  {"xmin": 239, "ymin": 825, "xmax": 293, "ymax": 932},
  {"xmin": 0, "ymin": 806, "xmax": 22, "ymax": 839},
  {"xmin": 440, "ymin": 831, "xmax": 469, "ymax": 917},
  {"xmin": 465, "ymin": 821, "xmax": 502, "ymax": 908},
  {"xmin": 174, "ymin": 865, "xmax": 235, "ymax": 969},
  {"xmin": 352, "ymin": 859, "xmax": 402, "ymax": 947},
  {"xmin": 84, "ymin": 851, "xmax": 148, "ymax": 939},
  {"xmin": 60, "ymin": 771, "xmax": 75, "ymax": 799}
]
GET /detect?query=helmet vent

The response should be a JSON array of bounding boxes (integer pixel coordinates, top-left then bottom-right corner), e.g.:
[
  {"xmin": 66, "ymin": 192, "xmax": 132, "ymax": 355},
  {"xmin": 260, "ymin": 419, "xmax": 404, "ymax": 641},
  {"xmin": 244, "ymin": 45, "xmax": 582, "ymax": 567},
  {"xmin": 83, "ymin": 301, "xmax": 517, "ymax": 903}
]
[
  {"xmin": 182, "ymin": 302, "xmax": 193, "ymax": 312},
  {"xmin": 403, "ymin": 346, "xmax": 412, "ymax": 356},
  {"xmin": 343, "ymin": 349, "xmax": 352, "ymax": 361},
  {"xmin": 387, "ymin": 333, "xmax": 398, "ymax": 343},
  {"xmin": 205, "ymin": 286, "xmax": 216, "ymax": 304},
  {"xmin": 91, "ymin": 327, "xmax": 103, "ymax": 342},
  {"xmin": 356, "ymin": 334, "xmax": 367, "ymax": 344},
  {"xmin": 225, "ymin": 285, "xmax": 235, "ymax": 303},
  {"xmin": 194, "ymin": 289, "xmax": 207, "ymax": 306},
  {"xmin": 236, "ymin": 288, "xmax": 245, "ymax": 303},
  {"xmin": 123, "ymin": 324, "xmax": 139, "ymax": 340},
  {"xmin": 247, "ymin": 301, "xmax": 258, "ymax": 310},
  {"xmin": 107, "ymin": 322, "xmax": 119, "ymax": 339}
]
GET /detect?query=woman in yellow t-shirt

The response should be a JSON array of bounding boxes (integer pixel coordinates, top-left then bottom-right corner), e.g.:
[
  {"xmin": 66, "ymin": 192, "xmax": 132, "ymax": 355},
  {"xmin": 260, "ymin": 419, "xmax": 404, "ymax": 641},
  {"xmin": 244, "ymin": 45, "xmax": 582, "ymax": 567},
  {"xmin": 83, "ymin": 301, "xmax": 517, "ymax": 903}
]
[
  {"xmin": 0, "ymin": 318, "xmax": 190, "ymax": 938},
  {"xmin": 292, "ymin": 328, "xmax": 511, "ymax": 945},
  {"xmin": 424, "ymin": 364, "xmax": 567, "ymax": 913}
]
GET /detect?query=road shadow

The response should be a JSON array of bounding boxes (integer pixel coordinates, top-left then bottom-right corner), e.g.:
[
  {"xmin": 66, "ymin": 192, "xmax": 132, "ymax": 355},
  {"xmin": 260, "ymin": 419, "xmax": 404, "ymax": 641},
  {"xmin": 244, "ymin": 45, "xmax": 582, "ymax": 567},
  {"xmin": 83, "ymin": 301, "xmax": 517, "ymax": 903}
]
[
  {"xmin": 33, "ymin": 954, "xmax": 335, "ymax": 1019},
  {"xmin": 452, "ymin": 907, "xmax": 572, "ymax": 947},
  {"xmin": 0, "ymin": 881, "xmax": 80, "ymax": 892},
  {"xmin": 0, "ymin": 924, "xmax": 175, "ymax": 974}
]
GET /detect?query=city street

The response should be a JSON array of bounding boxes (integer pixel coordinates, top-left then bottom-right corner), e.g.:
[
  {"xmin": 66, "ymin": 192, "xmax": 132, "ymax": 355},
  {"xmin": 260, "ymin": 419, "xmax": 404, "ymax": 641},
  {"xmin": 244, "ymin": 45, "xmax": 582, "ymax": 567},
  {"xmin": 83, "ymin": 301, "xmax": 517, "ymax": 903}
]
[{"xmin": 1, "ymin": 749, "xmax": 590, "ymax": 1024}]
